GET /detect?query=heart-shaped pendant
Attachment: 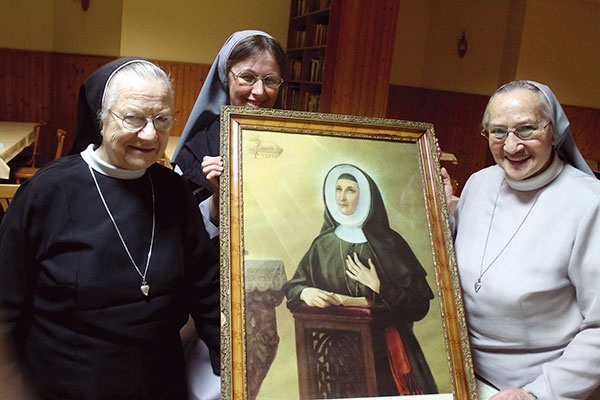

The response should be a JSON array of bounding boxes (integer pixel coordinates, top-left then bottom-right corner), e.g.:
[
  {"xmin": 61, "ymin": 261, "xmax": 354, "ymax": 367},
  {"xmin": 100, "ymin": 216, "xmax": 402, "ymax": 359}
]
[{"xmin": 140, "ymin": 283, "xmax": 150, "ymax": 296}]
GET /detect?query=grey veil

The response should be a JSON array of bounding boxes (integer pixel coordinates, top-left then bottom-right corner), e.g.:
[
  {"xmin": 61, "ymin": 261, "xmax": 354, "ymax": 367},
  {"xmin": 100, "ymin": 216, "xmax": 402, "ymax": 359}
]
[
  {"xmin": 171, "ymin": 30, "xmax": 272, "ymax": 161},
  {"xmin": 527, "ymin": 80, "xmax": 593, "ymax": 176}
]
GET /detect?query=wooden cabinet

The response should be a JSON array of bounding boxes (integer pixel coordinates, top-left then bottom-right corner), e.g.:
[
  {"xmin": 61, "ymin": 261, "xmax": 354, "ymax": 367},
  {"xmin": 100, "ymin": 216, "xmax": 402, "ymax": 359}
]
[{"xmin": 282, "ymin": 0, "xmax": 399, "ymax": 117}]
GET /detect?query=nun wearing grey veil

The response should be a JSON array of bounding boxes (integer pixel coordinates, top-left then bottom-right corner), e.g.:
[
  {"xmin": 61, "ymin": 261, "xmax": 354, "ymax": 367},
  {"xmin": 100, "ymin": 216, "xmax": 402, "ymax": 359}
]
[
  {"xmin": 173, "ymin": 30, "xmax": 285, "ymax": 400},
  {"xmin": 452, "ymin": 80, "xmax": 600, "ymax": 399},
  {"xmin": 172, "ymin": 30, "xmax": 285, "ymax": 204}
]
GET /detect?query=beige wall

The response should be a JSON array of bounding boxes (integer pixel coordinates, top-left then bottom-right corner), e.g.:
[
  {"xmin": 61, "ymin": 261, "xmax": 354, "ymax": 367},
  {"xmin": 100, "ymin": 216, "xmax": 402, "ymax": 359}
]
[
  {"xmin": 0, "ymin": 0, "xmax": 54, "ymax": 50},
  {"xmin": 516, "ymin": 0, "xmax": 600, "ymax": 107},
  {"xmin": 120, "ymin": 0, "xmax": 290, "ymax": 63},
  {"xmin": 0, "ymin": 0, "xmax": 289, "ymax": 63},
  {"xmin": 390, "ymin": 0, "xmax": 600, "ymax": 108},
  {"xmin": 53, "ymin": 0, "xmax": 122, "ymax": 56}
]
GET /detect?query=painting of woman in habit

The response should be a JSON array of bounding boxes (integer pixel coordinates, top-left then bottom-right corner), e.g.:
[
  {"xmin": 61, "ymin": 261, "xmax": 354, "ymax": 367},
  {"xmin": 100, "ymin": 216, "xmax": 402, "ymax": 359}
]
[{"xmin": 283, "ymin": 163, "xmax": 438, "ymax": 396}]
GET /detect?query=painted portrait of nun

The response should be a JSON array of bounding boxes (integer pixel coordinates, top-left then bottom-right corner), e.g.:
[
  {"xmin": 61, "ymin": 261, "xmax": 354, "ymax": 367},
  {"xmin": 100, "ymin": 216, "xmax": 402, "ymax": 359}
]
[{"xmin": 283, "ymin": 163, "xmax": 438, "ymax": 395}]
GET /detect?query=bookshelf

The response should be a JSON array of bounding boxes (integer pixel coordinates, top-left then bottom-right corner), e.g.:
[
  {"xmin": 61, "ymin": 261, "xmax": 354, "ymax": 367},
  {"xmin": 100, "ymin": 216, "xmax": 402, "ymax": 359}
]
[
  {"xmin": 282, "ymin": 0, "xmax": 400, "ymax": 117},
  {"xmin": 282, "ymin": 0, "xmax": 336, "ymax": 112}
]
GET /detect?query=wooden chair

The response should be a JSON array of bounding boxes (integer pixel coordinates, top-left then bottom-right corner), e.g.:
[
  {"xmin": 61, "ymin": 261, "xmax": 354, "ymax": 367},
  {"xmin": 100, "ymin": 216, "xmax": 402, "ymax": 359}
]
[
  {"xmin": 14, "ymin": 129, "xmax": 67, "ymax": 183},
  {"xmin": 0, "ymin": 184, "xmax": 20, "ymax": 221}
]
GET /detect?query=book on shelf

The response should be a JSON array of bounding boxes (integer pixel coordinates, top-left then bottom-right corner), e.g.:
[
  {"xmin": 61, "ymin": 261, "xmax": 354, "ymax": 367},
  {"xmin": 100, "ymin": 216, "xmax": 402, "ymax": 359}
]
[
  {"xmin": 288, "ymin": 59, "xmax": 302, "ymax": 81},
  {"xmin": 309, "ymin": 57, "xmax": 323, "ymax": 82},
  {"xmin": 314, "ymin": 23, "xmax": 329, "ymax": 46},
  {"xmin": 303, "ymin": 92, "xmax": 321, "ymax": 112},
  {"xmin": 317, "ymin": 0, "xmax": 332, "ymax": 10},
  {"xmin": 283, "ymin": 87, "xmax": 300, "ymax": 110},
  {"xmin": 294, "ymin": 30, "xmax": 306, "ymax": 48},
  {"xmin": 295, "ymin": 0, "xmax": 308, "ymax": 16}
]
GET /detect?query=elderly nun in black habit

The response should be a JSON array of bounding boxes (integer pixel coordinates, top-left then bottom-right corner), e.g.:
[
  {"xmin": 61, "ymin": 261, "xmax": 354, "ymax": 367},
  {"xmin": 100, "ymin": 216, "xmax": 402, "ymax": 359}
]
[
  {"xmin": 0, "ymin": 57, "xmax": 220, "ymax": 399},
  {"xmin": 283, "ymin": 164, "xmax": 438, "ymax": 396}
]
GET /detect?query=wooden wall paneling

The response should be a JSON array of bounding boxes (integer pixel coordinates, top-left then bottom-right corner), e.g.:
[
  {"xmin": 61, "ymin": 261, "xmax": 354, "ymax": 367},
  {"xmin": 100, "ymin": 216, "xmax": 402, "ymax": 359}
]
[
  {"xmin": 351, "ymin": 0, "xmax": 370, "ymax": 116},
  {"xmin": 319, "ymin": 0, "xmax": 342, "ymax": 113},
  {"xmin": 387, "ymin": 85, "xmax": 489, "ymax": 194},
  {"xmin": 328, "ymin": 0, "xmax": 399, "ymax": 117},
  {"xmin": 49, "ymin": 53, "xmax": 115, "ymax": 161},
  {"xmin": 0, "ymin": 48, "xmax": 51, "ymax": 123},
  {"xmin": 563, "ymin": 105, "xmax": 600, "ymax": 164},
  {"xmin": 158, "ymin": 60, "xmax": 211, "ymax": 137},
  {"xmin": 328, "ymin": 1, "xmax": 358, "ymax": 115},
  {"xmin": 387, "ymin": 85, "xmax": 600, "ymax": 194},
  {"xmin": 1, "ymin": 48, "xmax": 213, "ymax": 168},
  {"xmin": 372, "ymin": 0, "xmax": 399, "ymax": 117}
]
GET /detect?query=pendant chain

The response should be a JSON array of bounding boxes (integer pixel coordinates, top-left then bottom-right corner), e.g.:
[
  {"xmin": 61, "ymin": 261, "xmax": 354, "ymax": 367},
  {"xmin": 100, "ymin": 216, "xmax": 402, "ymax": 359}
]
[
  {"xmin": 475, "ymin": 180, "xmax": 543, "ymax": 293},
  {"xmin": 89, "ymin": 166, "xmax": 155, "ymax": 296}
]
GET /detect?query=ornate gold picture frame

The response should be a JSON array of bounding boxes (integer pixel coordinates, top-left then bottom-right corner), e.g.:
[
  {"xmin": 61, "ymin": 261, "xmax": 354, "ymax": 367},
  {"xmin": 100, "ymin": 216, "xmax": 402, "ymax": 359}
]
[{"xmin": 219, "ymin": 106, "xmax": 476, "ymax": 400}]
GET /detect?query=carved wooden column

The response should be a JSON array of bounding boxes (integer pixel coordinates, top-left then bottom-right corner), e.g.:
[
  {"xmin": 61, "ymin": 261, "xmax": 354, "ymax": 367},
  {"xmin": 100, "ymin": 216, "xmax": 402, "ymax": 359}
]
[{"xmin": 244, "ymin": 259, "xmax": 287, "ymax": 400}]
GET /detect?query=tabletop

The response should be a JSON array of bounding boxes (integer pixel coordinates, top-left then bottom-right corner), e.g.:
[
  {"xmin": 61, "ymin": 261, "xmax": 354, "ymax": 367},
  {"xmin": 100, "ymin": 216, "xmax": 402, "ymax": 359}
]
[{"xmin": 0, "ymin": 121, "xmax": 39, "ymax": 180}]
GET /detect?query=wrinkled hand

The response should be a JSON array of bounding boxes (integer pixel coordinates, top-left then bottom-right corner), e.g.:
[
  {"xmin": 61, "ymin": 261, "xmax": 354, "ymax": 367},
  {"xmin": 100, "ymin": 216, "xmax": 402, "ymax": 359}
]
[
  {"xmin": 490, "ymin": 389, "xmax": 536, "ymax": 400},
  {"xmin": 441, "ymin": 166, "xmax": 454, "ymax": 207},
  {"xmin": 201, "ymin": 156, "xmax": 224, "ymax": 192},
  {"xmin": 300, "ymin": 287, "xmax": 342, "ymax": 308},
  {"xmin": 345, "ymin": 252, "xmax": 380, "ymax": 294}
]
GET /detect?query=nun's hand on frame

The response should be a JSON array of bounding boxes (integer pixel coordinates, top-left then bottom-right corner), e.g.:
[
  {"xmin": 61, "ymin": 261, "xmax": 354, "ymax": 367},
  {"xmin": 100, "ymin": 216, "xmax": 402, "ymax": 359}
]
[
  {"xmin": 300, "ymin": 287, "xmax": 342, "ymax": 308},
  {"xmin": 345, "ymin": 253, "xmax": 380, "ymax": 294},
  {"xmin": 201, "ymin": 156, "xmax": 224, "ymax": 192},
  {"xmin": 441, "ymin": 166, "xmax": 454, "ymax": 207}
]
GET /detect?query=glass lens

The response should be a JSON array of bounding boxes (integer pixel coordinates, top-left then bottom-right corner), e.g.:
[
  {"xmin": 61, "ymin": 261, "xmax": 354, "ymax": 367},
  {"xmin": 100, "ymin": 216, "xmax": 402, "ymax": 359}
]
[
  {"xmin": 263, "ymin": 74, "xmax": 283, "ymax": 88},
  {"xmin": 488, "ymin": 128, "xmax": 508, "ymax": 140},
  {"xmin": 236, "ymin": 71, "xmax": 258, "ymax": 85},
  {"xmin": 514, "ymin": 125, "xmax": 537, "ymax": 139},
  {"xmin": 123, "ymin": 115, "xmax": 147, "ymax": 130},
  {"xmin": 153, "ymin": 115, "xmax": 174, "ymax": 131}
]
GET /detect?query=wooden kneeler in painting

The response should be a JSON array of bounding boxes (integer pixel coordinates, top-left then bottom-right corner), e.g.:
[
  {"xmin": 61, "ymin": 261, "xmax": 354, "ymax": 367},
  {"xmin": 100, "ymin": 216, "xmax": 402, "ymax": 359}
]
[{"xmin": 290, "ymin": 304, "xmax": 424, "ymax": 399}]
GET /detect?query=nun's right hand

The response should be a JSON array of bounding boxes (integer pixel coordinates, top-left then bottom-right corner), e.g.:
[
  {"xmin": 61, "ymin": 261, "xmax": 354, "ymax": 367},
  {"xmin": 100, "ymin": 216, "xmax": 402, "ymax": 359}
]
[{"xmin": 201, "ymin": 156, "xmax": 224, "ymax": 191}]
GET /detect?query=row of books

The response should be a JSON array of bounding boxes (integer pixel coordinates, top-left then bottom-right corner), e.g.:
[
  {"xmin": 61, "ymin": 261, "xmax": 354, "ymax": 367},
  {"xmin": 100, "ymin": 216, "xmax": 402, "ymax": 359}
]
[
  {"xmin": 309, "ymin": 57, "xmax": 324, "ymax": 82},
  {"xmin": 288, "ymin": 59, "xmax": 303, "ymax": 81},
  {"xmin": 294, "ymin": 0, "xmax": 331, "ymax": 16},
  {"xmin": 290, "ymin": 24, "xmax": 328, "ymax": 49},
  {"xmin": 314, "ymin": 23, "xmax": 328, "ymax": 46},
  {"xmin": 281, "ymin": 86, "xmax": 321, "ymax": 112},
  {"xmin": 291, "ymin": 29, "xmax": 306, "ymax": 48},
  {"xmin": 287, "ymin": 57, "xmax": 324, "ymax": 83}
]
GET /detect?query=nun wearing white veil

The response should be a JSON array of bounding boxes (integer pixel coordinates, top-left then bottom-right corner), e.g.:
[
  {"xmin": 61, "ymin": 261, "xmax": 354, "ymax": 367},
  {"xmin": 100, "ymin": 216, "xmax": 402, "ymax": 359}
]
[{"xmin": 283, "ymin": 164, "xmax": 438, "ymax": 395}]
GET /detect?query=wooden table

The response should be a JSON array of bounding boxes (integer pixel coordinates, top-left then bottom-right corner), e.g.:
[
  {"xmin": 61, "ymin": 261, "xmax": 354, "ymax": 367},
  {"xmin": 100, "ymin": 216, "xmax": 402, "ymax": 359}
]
[{"xmin": 0, "ymin": 121, "xmax": 38, "ymax": 179}]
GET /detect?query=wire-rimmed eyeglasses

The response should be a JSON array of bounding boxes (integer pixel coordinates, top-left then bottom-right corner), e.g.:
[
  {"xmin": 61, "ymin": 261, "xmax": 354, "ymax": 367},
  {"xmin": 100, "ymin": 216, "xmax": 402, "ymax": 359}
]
[
  {"xmin": 481, "ymin": 121, "xmax": 551, "ymax": 142},
  {"xmin": 230, "ymin": 70, "xmax": 284, "ymax": 89},
  {"xmin": 109, "ymin": 110, "xmax": 175, "ymax": 132}
]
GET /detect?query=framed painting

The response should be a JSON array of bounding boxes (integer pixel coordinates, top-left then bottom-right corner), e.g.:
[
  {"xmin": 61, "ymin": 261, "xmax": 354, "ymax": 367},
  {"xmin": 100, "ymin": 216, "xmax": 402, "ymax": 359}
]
[{"xmin": 219, "ymin": 106, "xmax": 476, "ymax": 400}]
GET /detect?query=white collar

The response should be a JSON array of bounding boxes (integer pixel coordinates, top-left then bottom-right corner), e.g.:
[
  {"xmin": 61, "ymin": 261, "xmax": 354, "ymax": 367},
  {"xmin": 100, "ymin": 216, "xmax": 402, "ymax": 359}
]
[
  {"xmin": 505, "ymin": 154, "xmax": 563, "ymax": 191},
  {"xmin": 81, "ymin": 144, "xmax": 146, "ymax": 180},
  {"xmin": 334, "ymin": 225, "xmax": 367, "ymax": 244}
]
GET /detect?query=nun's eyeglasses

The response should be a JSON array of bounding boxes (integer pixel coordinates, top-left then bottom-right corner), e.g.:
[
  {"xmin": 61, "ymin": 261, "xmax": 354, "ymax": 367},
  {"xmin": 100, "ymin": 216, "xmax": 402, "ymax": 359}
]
[
  {"xmin": 230, "ymin": 70, "xmax": 284, "ymax": 89},
  {"xmin": 481, "ymin": 121, "xmax": 550, "ymax": 142},
  {"xmin": 109, "ymin": 110, "xmax": 175, "ymax": 132}
]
